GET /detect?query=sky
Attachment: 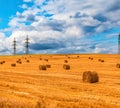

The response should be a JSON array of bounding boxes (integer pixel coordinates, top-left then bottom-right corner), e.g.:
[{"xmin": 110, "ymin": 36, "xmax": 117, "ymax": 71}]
[{"xmin": 0, "ymin": 0, "xmax": 120, "ymax": 55}]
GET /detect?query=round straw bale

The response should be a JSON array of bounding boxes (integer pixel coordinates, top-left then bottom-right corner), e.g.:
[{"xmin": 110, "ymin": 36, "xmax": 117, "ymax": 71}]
[
  {"xmin": 2, "ymin": 61, "xmax": 5, "ymax": 63},
  {"xmin": 39, "ymin": 65, "xmax": 47, "ymax": 70},
  {"xmin": 26, "ymin": 60, "xmax": 30, "ymax": 62},
  {"xmin": 40, "ymin": 58, "xmax": 42, "ymax": 60},
  {"xmin": 82, "ymin": 71, "xmax": 99, "ymax": 83},
  {"xmin": 63, "ymin": 64, "xmax": 70, "ymax": 70},
  {"xmin": 11, "ymin": 63, "xmax": 16, "ymax": 67},
  {"xmin": 44, "ymin": 59, "xmax": 48, "ymax": 62},
  {"xmin": 101, "ymin": 60, "xmax": 104, "ymax": 62},
  {"xmin": 64, "ymin": 60, "xmax": 68, "ymax": 63},
  {"xmin": 116, "ymin": 64, "xmax": 120, "ymax": 68}
]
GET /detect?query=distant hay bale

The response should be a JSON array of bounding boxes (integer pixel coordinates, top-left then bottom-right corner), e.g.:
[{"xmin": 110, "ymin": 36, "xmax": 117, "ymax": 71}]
[
  {"xmin": 82, "ymin": 71, "xmax": 99, "ymax": 83},
  {"xmin": 63, "ymin": 64, "xmax": 70, "ymax": 70},
  {"xmin": 77, "ymin": 56, "xmax": 79, "ymax": 58},
  {"xmin": 68, "ymin": 57, "xmax": 70, "ymax": 59},
  {"xmin": 11, "ymin": 63, "xmax": 16, "ymax": 67},
  {"xmin": 89, "ymin": 57, "xmax": 93, "ymax": 60},
  {"xmin": 101, "ymin": 60, "xmax": 104, "ymax": 62},
  {"xmin": 46, "ymin": 64, "xmax": 51, "ymax": 68},
  {"xmin": 39, "ymin": 65, "xmax": 47, "ymax": 70},
  {"xmin": 44, "ymin": 59, "xmax": 48, "ymax": 62},
  {"xmin": 64, "ymin": 60, "xmax": 68, "ymax": 63},
  {"xmin": 0, "ymin": 62, "xmax": 3, "ymax": 64},
  {"xmin": 26, "ymin": 60, "xmax": 30, "ymax": 62},
  {"xmin": 98, "ymin": 59, "xmax": 104, "ymax": 62},
  {"xmin": 116, "ymin": 64, "xmax": 120, "ymax": 68},
  {"xmin": 2, "ymin": 61, "xmax": 5, "ymax": 63},
  {"xmin": 40, "ymin": 58, "xmax": 42, "ymax": 60}
]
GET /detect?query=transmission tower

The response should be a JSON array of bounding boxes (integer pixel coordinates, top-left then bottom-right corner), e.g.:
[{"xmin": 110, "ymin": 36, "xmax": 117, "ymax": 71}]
[
  {"xmin": 13, "ymin": 38, "xmax": 16, "ymax": 55},
  {"xmin": 118, "ymin": 33, "xmax": 120, "ymax": 54},
  {"xmin": 25, "ymin": 35, "xmax": 29, "ymax": 54}
]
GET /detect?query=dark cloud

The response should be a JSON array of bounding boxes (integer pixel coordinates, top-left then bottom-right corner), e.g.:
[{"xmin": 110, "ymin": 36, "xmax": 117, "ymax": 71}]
[
  {"xmin": 108, "ymin": 1, "xmax": 120, "ymax": 11},
  {"xmin": 93, "ymin": 14, "xmax": 107, "ymax": 22},
  {"xmin": 47, "ymin": 20, "xmax": 65, "ymax": 31},
  {"xmin": 83, "ymin": 25, "xmax": 97, "ymax": 33},
  {"xmin": 70, "ymin": 12, "xmax": 88, "ymax": 18},
  {"xmin": 29, "ymin": 41, "xmax": 65, "ymax": 50},
  {"xmin": 26, "ymin": 14, "xmax": 36, "ymax": 22}
]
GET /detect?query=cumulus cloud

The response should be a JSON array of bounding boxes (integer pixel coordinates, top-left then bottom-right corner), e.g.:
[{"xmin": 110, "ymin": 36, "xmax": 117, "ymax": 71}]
[{"xmin": 0, "ymin": 0, "xmax": 120, "ymax": 54}]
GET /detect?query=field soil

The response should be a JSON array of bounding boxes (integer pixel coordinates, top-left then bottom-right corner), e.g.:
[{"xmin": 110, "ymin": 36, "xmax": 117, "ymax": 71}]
[{"xmin": 0, "ymin": 54, "xmax": 120, "ymax": 108}]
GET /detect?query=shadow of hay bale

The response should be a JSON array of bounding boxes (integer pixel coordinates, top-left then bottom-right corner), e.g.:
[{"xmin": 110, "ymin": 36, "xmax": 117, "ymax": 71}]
[{"xmin": 82, "ymin": 71, "xmax": 99, "ymax": 83}]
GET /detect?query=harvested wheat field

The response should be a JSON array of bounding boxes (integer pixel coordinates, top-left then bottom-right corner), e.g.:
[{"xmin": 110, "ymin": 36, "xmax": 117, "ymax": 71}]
[{"xmin": 0, "ymin": 54, "xmax": 120, "ymax": 108}]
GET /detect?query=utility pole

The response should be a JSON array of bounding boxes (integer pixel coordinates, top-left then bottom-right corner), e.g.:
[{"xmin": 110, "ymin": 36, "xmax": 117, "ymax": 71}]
[
  {"xmin": 118, "ymin": 33, "xmax": 120, "ymax": 54},
  {"xmin": 25, "ymin": 35, "xmax": 29, "ymax": 54},
  {"xmin": 13, "ymin": 38, "xmax": 16, "ymax": 55}
]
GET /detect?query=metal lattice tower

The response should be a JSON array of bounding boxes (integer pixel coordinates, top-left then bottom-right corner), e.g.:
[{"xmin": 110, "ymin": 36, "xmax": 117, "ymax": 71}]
[
  {"xmin": 118, "ymin": 33, "xmax": 120, "ymax": 54},
  {"xmin": 25, "ymin": 35, "xmax": 29, "ymax": 54},
  {"xmin": 13, "ymin": 38, "xmax": 16, "ymax": 55}
]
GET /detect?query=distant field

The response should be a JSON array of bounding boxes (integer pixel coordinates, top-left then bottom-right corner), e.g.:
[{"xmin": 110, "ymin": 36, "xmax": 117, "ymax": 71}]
[{"xmin": 0, "ymin": 54, "xmax": 120, "ymax": 108}]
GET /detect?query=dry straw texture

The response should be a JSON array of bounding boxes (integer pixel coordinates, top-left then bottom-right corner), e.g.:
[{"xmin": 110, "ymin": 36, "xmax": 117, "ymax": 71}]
[{"xmin": 82, "ymin": 71, "xmax": 99, "ymax": 83}]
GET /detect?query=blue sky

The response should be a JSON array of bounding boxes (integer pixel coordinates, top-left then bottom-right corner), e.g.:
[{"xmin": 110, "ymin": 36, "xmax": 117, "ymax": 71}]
[{"xmin": 0, "ymin": 0, "xmax": 120, "ymax": 55}]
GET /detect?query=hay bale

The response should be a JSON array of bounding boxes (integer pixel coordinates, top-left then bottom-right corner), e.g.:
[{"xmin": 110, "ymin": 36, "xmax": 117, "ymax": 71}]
[
  {"xmin": 101, "ymin": 60, "xmax": 104, "ymax": 62},
  {"xmin": 26, "ymin": 60, "xmax": 30, "ymax": 62},
  {"xmin": 82, "ymin": 71, "xmax": 99, "ymax": 83},
  {"xmin": 46, "ymin": 64, "xmax": 51, "ymax": 68},
  {"xmin": 40, "ymin": 58, "xmax": 42, "ymax": 60},
  {"xmin": 44, "ymin": 59, "xmax": 48, "ymax": 62},
  {"xmin": 11, "ymin": 63, "xmax": 16, "ymax": 67},
  {"xmin": 89, "ymin": 57, "xmax": 93, "ymax": 60},
  {"xmin": 63, "ymin": 64, "xmax": 70, "ymax": 70},
  {"xmin": 0, "ymin": 62, "xmax": 3, "ymax": 64},
  {"xmin": 2, "ymin": 61, "xmax": 5, "ymax": 63},
  {"xmin": 39, "ymin": 65, "xmax": 47, "ymax": 70},
  {"xmin": 98, "ymin": 59, "xmax": 104, "ymax": 62},
  {"xmin": 116, "ymin": 64, "xmax": 120, "ymax": 68},
  {"xmin": 64, "ymin": 60, "xmax": 68, "ymax": 63}
]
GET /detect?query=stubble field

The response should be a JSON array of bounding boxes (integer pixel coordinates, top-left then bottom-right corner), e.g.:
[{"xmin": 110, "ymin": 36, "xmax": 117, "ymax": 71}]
[{"xmin": 0, "ymin": 54, "xmax": 120, "ymax": 108}]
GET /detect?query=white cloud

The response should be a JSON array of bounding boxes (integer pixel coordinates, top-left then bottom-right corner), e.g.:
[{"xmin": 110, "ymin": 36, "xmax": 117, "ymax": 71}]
[
  {"xmin": 23, "ymin": 0, "xmax": 32, "ymax": 3},
  {"xmin": 0, "ymin": 0, "xmax": 119, "ymax": 54}
]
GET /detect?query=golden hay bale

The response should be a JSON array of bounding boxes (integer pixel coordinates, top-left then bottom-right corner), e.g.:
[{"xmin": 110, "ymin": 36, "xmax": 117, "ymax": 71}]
[
  {"xmin": 64, "ymin": 60, "xmax": 68, "ymax": 63},
  {"xmin": 82, "ymin": 71, "xmax": 99, "ymax": 83},
  {"xmin": 101, "ymin": 60, "xmax": 104, "ymax": 62},
  {"xmin": 46, "ymin": 64, "xmax": 51, "ymax": 68},
  {"xmin": 98, "ymin": 59, "xmax": 104, "ymax": 62},
  {"xmin": 63, "ymin": 64, "xmax": 70, "ymax": 70},
  {"xmin": 44, "ymin": 59, "xmax": 48, "ymax": 62},
  {"xmin": 11, "ymin": 63, "xmax": 16, "ymax": 67},
  {"xmin": 39, "ymin": 65, "xmax": 47, "ymax": 70},
  {"xmin": 40, "ymin": 58, "xmax": 42, "ymax": 60},
  {"xmin": 2, "ymin": 61, "xmax": 5, "ymax": 63},
  {"xmin": 0, "ymin": 62, "xmax": 3, "ymax": 64},
  {"xmin": 26, "ymin": 60, "xmax": 30, "ymax": 62},
  {"xmin": 116, "ymin": 64, "xmax": 120, "ymax": 68}
]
